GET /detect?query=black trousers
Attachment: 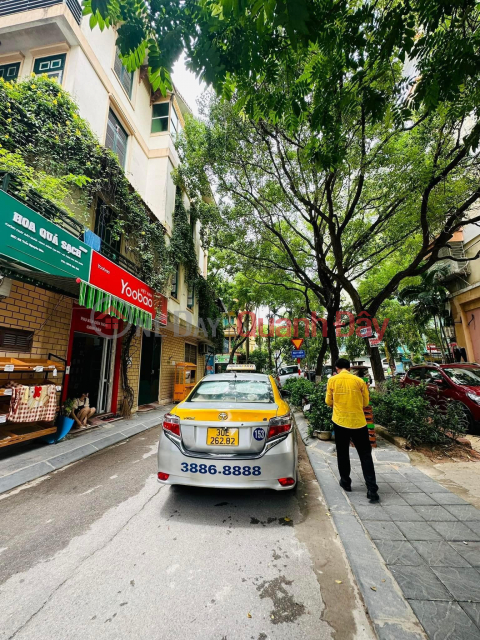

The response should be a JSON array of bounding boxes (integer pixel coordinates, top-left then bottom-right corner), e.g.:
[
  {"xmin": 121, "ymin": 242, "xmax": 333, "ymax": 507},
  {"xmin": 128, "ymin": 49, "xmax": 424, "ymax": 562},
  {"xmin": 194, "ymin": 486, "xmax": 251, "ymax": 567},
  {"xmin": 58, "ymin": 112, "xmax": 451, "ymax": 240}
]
[{"xmin": 334, "ymin": 424, "xmax": 378, "ymax": 492}]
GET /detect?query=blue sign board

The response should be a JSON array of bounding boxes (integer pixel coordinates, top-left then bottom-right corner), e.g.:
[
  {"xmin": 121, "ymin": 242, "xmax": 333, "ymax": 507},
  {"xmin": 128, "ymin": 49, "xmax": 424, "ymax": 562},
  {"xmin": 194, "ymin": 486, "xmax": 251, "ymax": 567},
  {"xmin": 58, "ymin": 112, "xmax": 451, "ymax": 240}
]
[{"xmin": 291, "ymin": 350, "xmax": 306, "ymax": 358}]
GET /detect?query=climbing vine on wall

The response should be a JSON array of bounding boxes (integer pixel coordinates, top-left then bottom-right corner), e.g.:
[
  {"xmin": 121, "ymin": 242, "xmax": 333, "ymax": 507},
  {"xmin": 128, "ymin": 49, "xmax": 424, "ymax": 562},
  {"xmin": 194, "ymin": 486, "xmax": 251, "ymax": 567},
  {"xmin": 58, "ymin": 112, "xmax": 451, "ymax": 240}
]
[{"xmin": 0, "ymin": 75, "xmax": 170, "ymax": 291}]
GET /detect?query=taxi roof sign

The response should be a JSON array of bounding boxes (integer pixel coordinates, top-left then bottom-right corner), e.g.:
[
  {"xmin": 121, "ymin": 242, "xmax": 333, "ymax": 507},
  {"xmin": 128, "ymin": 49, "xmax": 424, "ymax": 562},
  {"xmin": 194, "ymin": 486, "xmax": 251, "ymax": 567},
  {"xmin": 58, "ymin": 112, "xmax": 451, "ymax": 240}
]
[{"xmin": 226, "ymin": 364, "xmax": 256, "ymax": 371}]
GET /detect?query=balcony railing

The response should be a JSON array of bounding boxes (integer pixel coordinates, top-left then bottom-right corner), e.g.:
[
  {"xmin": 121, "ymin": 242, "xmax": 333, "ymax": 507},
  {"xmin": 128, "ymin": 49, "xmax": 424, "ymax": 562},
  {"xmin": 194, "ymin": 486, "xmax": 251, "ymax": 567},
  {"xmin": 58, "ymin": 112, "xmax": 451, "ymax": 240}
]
[
  {"xmin": 0, "ymin": 0, "xmax": 82, "ymax": 24},
  {"xmin": 0, "ymin": 173, "xmax": 142, "ymax": 278}
]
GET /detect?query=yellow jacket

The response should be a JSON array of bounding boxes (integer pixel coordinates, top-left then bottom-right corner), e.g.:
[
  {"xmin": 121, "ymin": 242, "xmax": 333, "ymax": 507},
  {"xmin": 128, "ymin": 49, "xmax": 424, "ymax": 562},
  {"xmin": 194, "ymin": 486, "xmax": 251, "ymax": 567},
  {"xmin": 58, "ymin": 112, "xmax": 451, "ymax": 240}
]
[{"xmin": 325, "ymin": 370, "xmax": 369, "ymax": 429}]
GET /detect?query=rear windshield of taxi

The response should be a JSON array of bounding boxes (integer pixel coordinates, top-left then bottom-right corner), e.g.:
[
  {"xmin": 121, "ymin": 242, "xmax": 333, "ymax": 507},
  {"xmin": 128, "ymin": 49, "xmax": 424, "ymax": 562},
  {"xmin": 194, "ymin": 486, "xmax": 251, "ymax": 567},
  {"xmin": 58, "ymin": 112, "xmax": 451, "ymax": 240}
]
[{"xmin": 189, "ymin": 379, "xmax": 274, "ymax": 403}]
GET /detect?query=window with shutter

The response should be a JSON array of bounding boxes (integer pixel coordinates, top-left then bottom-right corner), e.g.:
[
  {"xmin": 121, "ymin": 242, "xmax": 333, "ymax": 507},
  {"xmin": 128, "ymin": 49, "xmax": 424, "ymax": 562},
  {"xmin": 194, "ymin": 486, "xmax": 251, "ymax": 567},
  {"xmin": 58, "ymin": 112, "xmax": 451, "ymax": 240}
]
[
  {"xmin": 0, "ymin": 62, "xmax": 20, "ymax": 81},
  {"xmin": 0, "ymin": 327, "xmax": 33, "ymax": 352},
  {"xmin": 106, "ymin": 110, "xmax": 128, "ymax": 168},
  {"xmin": 185, "ymin": 343, "xmax": 197, "ymax": 365},
  {"xmin": 94, "ymin": 199, "xmax": 121, "ymax": 254},
  {"xmin": 114, "ymin": 49, "xmax": 134, "ymax": 98},
  {"xmin": 171, "ymin": 264, "xmax": 179, "ymax": 298},
  {"xmin": 33, "ymin": 54, "xmax": 66, "ymax": 83},
  {"xmin": 187, "ymin": 282, "xmax": 195, "ymax": 309}
]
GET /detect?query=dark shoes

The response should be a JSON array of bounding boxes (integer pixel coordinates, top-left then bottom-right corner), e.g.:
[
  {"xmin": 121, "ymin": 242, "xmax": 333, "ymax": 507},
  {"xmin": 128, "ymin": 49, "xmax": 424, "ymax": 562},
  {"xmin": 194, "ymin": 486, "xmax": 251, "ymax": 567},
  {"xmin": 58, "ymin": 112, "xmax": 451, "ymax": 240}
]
[
  {"xmin": 367, "ymin": 490, "xmax": 380, "ymax": 502},
  {"xmin": 339, "ymin": 480, "xmax": 352, "ymax": 492}
]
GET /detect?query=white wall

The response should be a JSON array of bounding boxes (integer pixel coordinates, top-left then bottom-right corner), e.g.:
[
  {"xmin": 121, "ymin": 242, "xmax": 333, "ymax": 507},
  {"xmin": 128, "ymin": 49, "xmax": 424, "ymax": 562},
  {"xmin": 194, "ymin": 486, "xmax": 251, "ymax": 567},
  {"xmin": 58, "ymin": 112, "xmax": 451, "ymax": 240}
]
[{"xmin": 66, "ymin": 45, "xmax": 109, "ymax": 140}]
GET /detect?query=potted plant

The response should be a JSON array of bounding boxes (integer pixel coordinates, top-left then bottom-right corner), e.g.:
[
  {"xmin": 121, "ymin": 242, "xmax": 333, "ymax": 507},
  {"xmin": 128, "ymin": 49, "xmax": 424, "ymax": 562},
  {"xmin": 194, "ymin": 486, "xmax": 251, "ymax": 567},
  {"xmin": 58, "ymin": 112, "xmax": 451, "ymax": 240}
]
[{"xmin": 42, "ymin": 398, "xmax": 75, "ymax": 444}]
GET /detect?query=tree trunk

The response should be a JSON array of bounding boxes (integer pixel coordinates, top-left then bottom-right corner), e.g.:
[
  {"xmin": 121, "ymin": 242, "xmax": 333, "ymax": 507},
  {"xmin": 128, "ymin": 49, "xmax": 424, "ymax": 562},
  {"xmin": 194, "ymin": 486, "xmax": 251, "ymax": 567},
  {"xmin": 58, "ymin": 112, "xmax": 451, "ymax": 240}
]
[
  {"xmin": 369, "ymin": 345, "xmax": 385, "ymax": 384},
  {"xmin": 326, "ymin": 311, "xmax": 339, "ymax": 366},
  {"xmin": 267, "ymin": 308, "xmax": 273, "ymax": 370},
  {"xmin": 315, "ymin": 338, "xmax": 329, "ymax": 375},
  {"xmin": 433, "ymin": 316, "xmax": 446, "ymax": 360},
  {"xmin": 229, "ymin": 335, "xmax": 248, "ymax": 363}
]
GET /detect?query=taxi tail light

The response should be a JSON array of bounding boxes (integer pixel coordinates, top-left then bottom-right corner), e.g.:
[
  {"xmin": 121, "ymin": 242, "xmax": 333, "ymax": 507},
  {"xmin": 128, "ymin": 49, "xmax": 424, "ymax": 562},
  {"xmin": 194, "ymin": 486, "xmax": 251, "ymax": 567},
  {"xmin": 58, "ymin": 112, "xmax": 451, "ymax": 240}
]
[
  {"xmin": 158, "ymin": 472, "xmax": 170, "ymax": 481},
  {"xmin": 163, "ymin": 413, "xmax": 181, "ymax": 437},
  {"xmin": 267, "ymin": 414, "xmax": 292, "ymax": 440},
  {"xmin": 278, "ymin": 477, "xmax": 295, "ymax": 487}
]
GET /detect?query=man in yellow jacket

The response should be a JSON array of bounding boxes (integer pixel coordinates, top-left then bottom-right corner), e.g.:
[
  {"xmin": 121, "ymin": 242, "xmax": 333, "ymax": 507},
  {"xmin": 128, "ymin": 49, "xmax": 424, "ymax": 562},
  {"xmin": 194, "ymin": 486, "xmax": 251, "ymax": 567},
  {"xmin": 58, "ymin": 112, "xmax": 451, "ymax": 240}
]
[{"xmin": 326, "ymin": 358, "xmax": 379, "ymax": 502}]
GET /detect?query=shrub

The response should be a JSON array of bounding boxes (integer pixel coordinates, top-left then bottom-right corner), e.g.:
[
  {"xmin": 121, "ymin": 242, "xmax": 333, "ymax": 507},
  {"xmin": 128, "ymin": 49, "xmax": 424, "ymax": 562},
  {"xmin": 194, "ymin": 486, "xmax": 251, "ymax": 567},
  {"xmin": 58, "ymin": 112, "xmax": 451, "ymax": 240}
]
[
  {"xmin": 370, "ymin": 381, "xmax": 467, "ymax": 446},
  {"xmin": 282, "ymin": 377, "xmax": 314, "ymax": 406},
  {"xmin": 304, "ymin": 384, "xmax": 333, "ymax": 433}
]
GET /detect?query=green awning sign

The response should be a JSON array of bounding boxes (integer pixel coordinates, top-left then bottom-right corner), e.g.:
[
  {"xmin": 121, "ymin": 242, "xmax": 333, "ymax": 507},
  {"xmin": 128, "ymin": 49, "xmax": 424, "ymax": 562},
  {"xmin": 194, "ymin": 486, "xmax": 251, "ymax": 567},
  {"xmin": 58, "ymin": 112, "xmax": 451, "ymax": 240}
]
[{"xmin": 0, "ymin": 190, "xmax": 91, "ymax": 280}]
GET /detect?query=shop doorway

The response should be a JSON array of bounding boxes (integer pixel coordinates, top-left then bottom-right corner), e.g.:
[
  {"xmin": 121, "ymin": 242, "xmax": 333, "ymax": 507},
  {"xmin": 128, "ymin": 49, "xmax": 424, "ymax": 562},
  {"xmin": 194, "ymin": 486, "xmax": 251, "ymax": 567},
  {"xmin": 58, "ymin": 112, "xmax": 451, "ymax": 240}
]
[
  {"xmin": 138, "ymin": 333, "xmax": 161, "ymax": 406},
  {"xmin": 67, "ymin": 333, "xmax": 114, "ymax": 414}
]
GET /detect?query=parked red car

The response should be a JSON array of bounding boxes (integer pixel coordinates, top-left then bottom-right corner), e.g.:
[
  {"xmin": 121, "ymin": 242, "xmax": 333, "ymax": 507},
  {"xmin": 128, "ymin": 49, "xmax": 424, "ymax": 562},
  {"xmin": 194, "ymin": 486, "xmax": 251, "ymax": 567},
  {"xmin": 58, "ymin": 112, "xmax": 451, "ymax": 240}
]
[{"xmin": 402, "ymin": 363, "xmax": 480, "ymax": 432}]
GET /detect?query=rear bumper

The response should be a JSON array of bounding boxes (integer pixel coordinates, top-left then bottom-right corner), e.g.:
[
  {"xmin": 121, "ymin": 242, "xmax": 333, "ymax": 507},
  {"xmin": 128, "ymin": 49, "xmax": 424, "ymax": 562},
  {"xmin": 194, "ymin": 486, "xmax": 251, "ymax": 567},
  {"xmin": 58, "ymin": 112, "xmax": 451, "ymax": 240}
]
[{"xmin": 157, "ymin": 430, "xmax": 297, "ymax": 491}]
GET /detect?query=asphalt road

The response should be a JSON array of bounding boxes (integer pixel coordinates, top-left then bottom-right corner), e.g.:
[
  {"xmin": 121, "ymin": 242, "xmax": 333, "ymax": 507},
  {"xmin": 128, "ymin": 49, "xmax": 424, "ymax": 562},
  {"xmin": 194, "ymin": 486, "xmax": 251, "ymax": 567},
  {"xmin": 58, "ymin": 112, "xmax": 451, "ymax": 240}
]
[{"xmin": 0, "ymin": 425, "xmax": 373, "ymax": 640}]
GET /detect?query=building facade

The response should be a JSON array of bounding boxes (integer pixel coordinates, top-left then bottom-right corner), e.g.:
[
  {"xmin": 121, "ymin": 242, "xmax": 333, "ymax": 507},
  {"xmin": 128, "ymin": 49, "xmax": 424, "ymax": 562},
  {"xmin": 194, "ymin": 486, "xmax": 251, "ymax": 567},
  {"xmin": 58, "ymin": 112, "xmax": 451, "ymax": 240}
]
[
  {"xmin": 0, "ymin": 0, "xmax": 210, "ymax": 449},
  {"xmin": 441, "ymin": 221, "xmax": 480, "ymax": 363}
]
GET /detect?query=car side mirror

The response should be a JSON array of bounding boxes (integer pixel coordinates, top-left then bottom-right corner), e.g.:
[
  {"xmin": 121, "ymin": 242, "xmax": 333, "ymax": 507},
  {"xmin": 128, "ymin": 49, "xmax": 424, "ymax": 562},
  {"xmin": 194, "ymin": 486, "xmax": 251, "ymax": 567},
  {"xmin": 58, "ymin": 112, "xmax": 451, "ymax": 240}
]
[{"xmin": 281, "ymin": 389, "xmax": 290, "ymax": 399}]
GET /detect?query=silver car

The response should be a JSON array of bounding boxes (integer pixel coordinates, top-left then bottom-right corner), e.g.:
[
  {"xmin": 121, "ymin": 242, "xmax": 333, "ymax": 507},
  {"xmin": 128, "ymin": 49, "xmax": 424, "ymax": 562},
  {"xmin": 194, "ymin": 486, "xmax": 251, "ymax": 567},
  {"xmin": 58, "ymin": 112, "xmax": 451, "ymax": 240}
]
[{"xmin": 157, "ymin": 373, "xmax": 297, "ymax": 490}]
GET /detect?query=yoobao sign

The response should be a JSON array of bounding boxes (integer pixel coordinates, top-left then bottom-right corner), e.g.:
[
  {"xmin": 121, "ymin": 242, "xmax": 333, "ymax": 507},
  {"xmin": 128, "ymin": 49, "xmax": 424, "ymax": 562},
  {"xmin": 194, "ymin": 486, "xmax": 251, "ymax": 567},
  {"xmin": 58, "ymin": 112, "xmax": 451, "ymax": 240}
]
[
  {"xmin": 0, "ymin": 190, "xmax": 91, "ymax": 280},
  {"xmin": 89, "ymin": 251, "xmax": 154, "ymax": 316}
]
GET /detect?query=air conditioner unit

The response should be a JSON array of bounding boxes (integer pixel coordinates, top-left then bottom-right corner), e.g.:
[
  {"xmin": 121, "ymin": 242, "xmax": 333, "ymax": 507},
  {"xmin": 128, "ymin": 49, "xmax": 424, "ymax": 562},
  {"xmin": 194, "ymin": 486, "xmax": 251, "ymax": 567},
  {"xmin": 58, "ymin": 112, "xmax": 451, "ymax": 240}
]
[{"xmin": 198, "ymin": 343, "xmax": 209, "ymax": 355}]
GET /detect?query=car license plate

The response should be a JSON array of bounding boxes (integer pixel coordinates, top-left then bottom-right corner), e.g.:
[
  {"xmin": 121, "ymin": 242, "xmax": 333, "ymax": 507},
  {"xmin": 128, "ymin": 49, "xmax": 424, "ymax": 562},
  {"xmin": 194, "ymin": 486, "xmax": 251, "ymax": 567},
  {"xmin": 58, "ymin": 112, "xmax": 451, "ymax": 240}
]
[{"xmin": 207, "ymin": 427, "xmax": 239, "ymax": 446}]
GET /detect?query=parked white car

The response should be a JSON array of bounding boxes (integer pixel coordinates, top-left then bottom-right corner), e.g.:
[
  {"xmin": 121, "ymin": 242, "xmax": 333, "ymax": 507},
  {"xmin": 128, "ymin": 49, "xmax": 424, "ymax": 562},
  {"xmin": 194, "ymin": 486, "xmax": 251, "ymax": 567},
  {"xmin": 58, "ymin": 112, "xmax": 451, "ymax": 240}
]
[{"xmin": 276, "ymin": 364, "xmax": 302, "ymax": 388}]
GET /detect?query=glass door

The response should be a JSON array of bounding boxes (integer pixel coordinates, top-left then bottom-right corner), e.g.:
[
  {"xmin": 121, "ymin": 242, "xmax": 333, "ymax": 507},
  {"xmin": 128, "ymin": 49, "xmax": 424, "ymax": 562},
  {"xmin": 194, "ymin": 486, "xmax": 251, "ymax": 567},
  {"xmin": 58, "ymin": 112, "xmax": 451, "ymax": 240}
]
[{"xmin": 97, "ymin": 338, "xmax": 114, "ymax": 414}]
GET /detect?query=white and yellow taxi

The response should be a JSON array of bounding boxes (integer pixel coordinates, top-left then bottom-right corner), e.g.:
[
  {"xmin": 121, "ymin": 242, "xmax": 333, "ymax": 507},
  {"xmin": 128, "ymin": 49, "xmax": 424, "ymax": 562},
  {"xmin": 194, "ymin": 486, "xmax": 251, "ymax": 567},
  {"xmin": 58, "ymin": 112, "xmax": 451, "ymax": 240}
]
[{"xmin": 157, "ymin": 365, "xmax": 297, "ymax": 490}]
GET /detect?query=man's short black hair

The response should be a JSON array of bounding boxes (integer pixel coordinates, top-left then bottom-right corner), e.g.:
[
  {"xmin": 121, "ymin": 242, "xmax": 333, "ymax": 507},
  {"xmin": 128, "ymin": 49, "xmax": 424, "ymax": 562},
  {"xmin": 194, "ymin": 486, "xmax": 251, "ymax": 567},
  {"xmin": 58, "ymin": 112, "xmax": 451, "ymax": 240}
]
[{"xmin": 335, "ymin": 358, "xmax": 351, "ymax": 370}]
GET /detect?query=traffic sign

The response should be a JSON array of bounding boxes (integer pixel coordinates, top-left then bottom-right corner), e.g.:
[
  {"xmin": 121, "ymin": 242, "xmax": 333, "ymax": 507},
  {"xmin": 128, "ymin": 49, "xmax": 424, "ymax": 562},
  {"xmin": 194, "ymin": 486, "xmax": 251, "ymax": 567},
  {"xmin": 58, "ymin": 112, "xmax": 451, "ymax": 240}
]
[
  {"xmin": 359, "ymin": 326, "xmax": 373, "ymax": 338},
  {"xmin": 291, "ymin": 350, "xmax": 306, "ymax": 358},
  {"xmin": 291, "ymin": 338, "xmax": 304, "ymax": 350}
]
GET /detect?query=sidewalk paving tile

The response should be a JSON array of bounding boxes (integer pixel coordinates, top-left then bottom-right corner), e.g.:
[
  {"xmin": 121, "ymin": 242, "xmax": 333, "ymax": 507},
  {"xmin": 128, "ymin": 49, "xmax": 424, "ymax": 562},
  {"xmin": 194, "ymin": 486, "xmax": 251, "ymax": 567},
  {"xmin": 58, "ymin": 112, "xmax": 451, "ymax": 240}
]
[
  {"xmin": 396, "ymin": 521, "xmax": 443, "ymax": 541},
  {"xmin": 374, "ymin": 450, "xmax": 411, "ymax": 463},
  {"xmin": 377, "ymin": 473, "xmax": 408, "ymax": 483},
  {"xmin": 443, "ymin": 505, "xmax": 480, "ymax": 521},
  {"xmin": 450, "ymin": 542, "xmax": 480, "ymax": 568},
  {"xmin": 461, "ymin": 603, "xmax": 480, "ymax": 627},
  {"xmin": 354, "ymin": 505, "xmax": 392, "ymax": 521},
  {"xmin": 375, "ymin": 540, "xmax": 423, "ymax": 566},
  {"xmin": 403, "ymin": 493, "xmax": 437, "ymax": 506},
  {"xmin": 414, "ymin": 482, "xmax": 450, "ymax": 494},
  {"xmin": 364, "ymin": 520, "xmax": 406, "ymax": 540},
  {"xmin": 388, "ymin": 482, "xmax": 423, "ymax": 493},
  {"xmin": 431, "ymin": 493, "xmax": 469, "ymax": 506},
  {"xmin": 389, "ymin": 565, "xmax": 451, "ymax": 600},
  {"xmin": 384, "ymin": 505, "xmax": 425, "ymax": 522},
  {"xmin": 466, "ymin": 521, "xmax": 480, "ymax": 536},
  {"xmin": 412, "ymin": 505, "xmax": 458, "ymax": 522},
  {"xmin": 410, "ymin": 601, "xmax": 480, "ymax": 640},
  {"xmin": 431, "ymin": 566, "xmax": 480, "ymax": 602},
  {"xmin": 399, "ymin": 470, "xmax": 432, "ymax": 481},
  {"xmin": 377, "ymin": 493, "xmax": 410, "ymax": 507},
  {"xmin": 410, "ymin": 541, "xmax": 471, "ymax": 568},
  {"xmin": 430, "ymin": 521, "xmax": 480, "ymax": 542}
]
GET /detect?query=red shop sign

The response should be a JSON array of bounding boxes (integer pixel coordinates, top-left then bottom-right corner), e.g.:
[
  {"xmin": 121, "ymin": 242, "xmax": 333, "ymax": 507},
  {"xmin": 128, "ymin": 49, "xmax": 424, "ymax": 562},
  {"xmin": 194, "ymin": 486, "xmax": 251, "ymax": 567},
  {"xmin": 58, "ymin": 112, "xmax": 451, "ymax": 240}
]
[
  {"xmin": 155, "ymin": 293, "xmax": 168, "ymax": 326},
  {"xmin": 71, "ymin": 304, "xmax": 119, "ymax": 336},
  {"xmin": 90, "ymin": 251, "xmax": 154, "ymax": 316}
]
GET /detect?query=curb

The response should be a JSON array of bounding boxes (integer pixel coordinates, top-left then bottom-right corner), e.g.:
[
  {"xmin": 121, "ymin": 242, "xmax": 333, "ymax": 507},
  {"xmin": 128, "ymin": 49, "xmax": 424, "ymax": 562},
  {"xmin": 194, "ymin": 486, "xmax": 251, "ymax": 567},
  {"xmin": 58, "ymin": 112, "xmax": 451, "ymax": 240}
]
[
  {"xmin": 294, "ymin": 410, "xmax": 426, "ymax": 640},
  {"xmin": 374, "ymin": 425, "xmax": 410, "ymax": 451},
  {"xmin": 0, "ymin": 415, "xmax": 163, "ymax": 495}
]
